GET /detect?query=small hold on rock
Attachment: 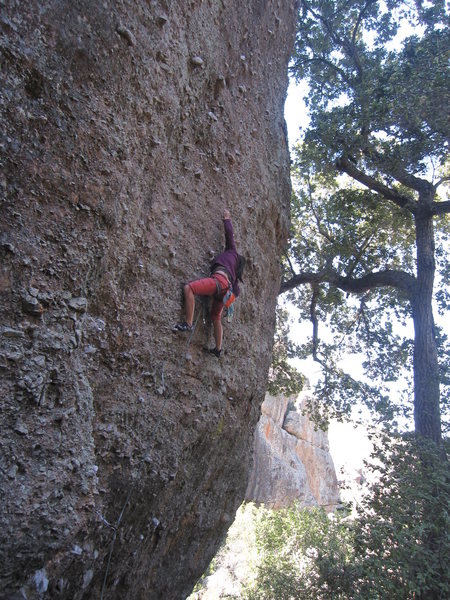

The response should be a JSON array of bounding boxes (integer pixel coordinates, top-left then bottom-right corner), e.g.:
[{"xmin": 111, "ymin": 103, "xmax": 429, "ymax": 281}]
[
  {"xmin": 14, "ymin": 421, "xmax": 29, "ymax": 435},
  {"xmin": 157, "ymin": 13, "xmax": 168, "ymax": 26},
  {"xmin": 116, "ymin": 25, "xmax": 136, "ymax": 47},
  {"xmin": 190, "ymin": 56, "xmax": 204, "ymax": 67},
  {"xmin": 68, "ymin": 297, "xmax": 88, "ymax": 312}
]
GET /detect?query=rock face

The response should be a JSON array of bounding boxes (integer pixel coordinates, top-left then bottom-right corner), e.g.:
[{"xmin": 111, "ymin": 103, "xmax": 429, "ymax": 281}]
[
  {"xmin": 0, "ymin": 2, "xmax": 298, "ymax": 599},
  {"xmin": 246, "ymin": 395, "xmax": 340, "ymax": 510}
]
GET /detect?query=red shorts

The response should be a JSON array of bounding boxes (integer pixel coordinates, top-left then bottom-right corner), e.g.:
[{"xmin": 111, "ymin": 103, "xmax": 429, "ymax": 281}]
[{"xmin": 188, "ymin": 273, "xmax": 229, "ymax": 321}]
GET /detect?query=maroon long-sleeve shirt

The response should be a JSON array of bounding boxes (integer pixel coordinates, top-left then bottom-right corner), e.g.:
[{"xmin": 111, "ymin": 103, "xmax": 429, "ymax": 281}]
[{"xmin": 211, "ymin": 218, "xmax": 241, "ymax": 297}]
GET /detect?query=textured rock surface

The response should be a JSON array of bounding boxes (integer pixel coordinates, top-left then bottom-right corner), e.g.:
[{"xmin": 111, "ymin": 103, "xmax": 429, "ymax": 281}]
[
  {"xmin": 0, "ymin": 1, "xmax": 298, "ymax": 598},
  {"xmin": 246, "ymin": 395, "xmax": 340, "ymax": 510}
]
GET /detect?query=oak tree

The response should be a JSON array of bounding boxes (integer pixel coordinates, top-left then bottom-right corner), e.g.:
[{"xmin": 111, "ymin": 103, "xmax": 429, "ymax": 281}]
[{"xmin": 281, "ymin": 0, "xmax": 449, "ymax": 444}]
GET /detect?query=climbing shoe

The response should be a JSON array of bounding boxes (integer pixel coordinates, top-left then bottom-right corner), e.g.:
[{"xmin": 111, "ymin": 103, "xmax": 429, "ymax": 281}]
[
  {"xmin": 172, "ymin": 321, "xmax": 193, "ymax": 332},
  {"xmin": 208, "ymin": 347, "xmax": 222, "ymax": 358}
]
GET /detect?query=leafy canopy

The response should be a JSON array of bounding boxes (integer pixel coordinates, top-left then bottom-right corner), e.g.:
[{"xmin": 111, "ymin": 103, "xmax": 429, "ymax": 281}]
[
  {"xmin": 353, "ymin": 434, "xmax": 450, "ymax": 599},
  {"xmin": 244, "ymin": 503, "xmax": 355, "ymax": 600},
  {"xmin": 281, "ymin": 0, "xmax": 450, "ymax": 434},
  {"xmin": 268, "ymin": 305, "xmax": 305, "ymax": 397},
  {"xmin": 292, "ymin": 0, "xmax": 449, "ymax": 177},
  {"xmin": 283, "ymin": 158, "xmax": 420, "ymax": 427}
]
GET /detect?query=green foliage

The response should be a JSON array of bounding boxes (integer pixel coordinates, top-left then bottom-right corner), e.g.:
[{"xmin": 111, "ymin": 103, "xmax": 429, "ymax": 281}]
[
  {"xmin": 268, "ymin": 305, "xmax": 305, "ymax": 397},
  {"xmin": 292, "ymin": 0, "xmax": 449, "ymax": 175},
  {"xmin": 283, "ymin": 0, "xmax": 450, "ymax": 438},
  {"xmin": 188, "ymin": 503, "xmax": 259, "ymax": 599},
  {"xmin": 352, "ymin": 434, "xmax": 450, "ymax": 599},
  {"xmin": 241, "ymin": 436, "xmax": 449, "ymax": 600},
  {"xmin": 288, "ymin": 164, "xmax": 417, "ymax": 277},
  {"xmin": 243, "ymin": 504, "xmax": 355, "ymax": 600},
  {"xmin": 284, "ymin": 164, "xmax": 418, "ymax": 426}
]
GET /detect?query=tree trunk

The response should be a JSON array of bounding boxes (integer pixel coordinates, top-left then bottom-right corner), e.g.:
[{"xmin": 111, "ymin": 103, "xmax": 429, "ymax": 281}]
[{"xmin": 411, "ymin": 200, "xmax": 442, "ymax": 444}]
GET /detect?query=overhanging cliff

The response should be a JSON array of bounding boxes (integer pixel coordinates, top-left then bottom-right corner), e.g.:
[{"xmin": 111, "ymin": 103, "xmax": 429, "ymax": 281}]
[{"xmin": 0, "ymin": 1, "xmax": 298, "ymax": 598}]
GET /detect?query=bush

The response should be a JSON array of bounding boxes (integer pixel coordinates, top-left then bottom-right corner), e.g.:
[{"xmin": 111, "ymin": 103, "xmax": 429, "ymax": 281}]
[
  {"xmin": 244, "ymin": 504, "xmax": 355, "ymax": 600},
  {"xmin": 244, "ymin": 435, "xmax": 449, "ymax": 600},
  {"xmin": 352, "ymin": 434, "xmax": 450, "ymax": 600}
]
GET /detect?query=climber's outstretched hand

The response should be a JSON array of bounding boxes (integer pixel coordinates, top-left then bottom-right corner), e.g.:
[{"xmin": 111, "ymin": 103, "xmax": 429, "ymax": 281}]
[{"xmin": 223, "ymin": 208, "xmax": 231, "ymax": 220}]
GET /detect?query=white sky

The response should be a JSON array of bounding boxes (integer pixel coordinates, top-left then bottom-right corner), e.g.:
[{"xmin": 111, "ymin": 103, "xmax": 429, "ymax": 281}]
[
  {"xmin": 284, "ymin": 78, "xmax": 308, "ymax": 149},
  {"xmin": 328, "ymin": 419, "xmax": 373, "ymax": 474}
]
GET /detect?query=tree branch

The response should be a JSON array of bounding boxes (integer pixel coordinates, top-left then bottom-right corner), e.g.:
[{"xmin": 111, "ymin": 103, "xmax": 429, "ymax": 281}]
[
  {"xmin": 279, "ymin": 267, "xmax": 416, "ymax": 297},
  {"xmin": 310, "ymin": 284, "xmax": 320, "ymax": 361},
  {"xmin": 435, "ymin": 175, "xmax": 450, "ymax": 188},
  {"xmin": 336, "ymin": 155, "xmax": 418, "ymax": 213},
  {"xmin": 351, "ymin": 1, "xmax": 378, "ymax": 48},
  {"xmin": 432, "ymin": 200, "xmax": 450, "ymax": 216},
  {"xmin": 345, "ymin": 0, "xmax": 379, "ymax": 80},
  {"xmin": 366, "ymin": 147, "xmax": 436, "ymax": 196},
  {"xmin": 291, "ymin": 56, "xmax": 352, "ymax": 86},
  {"xmin": 346, "ymin": 232, "xmax": 375, "ymax": 278},
  {"xmin": 285, "ymin": 253, "xmax": 297, "ymax": 277},
  {"xmin": 307, "ymin": 178, "xmax": 336, "ymax": 245}
]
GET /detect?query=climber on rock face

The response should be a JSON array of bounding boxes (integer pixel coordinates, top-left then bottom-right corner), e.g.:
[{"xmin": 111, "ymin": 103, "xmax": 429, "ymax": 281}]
[{"xmin": 173, "ymin": 208, "xmax": 245, "ymax": 357}]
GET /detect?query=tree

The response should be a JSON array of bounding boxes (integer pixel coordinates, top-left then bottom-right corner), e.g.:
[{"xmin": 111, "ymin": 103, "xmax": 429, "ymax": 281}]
[
  {"xmin": 242, "ymin": 437, "xmax": 449, "ymax": 600},
  {"xmin": 352, "ymin": 434, "xmax": 450, "ymax": 600},
  {"xmin": 281, "ymin": 0, "xmax": 450, "ymax": 444},
  {"xmin": 268, "ymin": 305, "xmax": 305, "ymax": 397},
  {"xmin": 244, "ymin": 503, "xmax": 355, "ymax": 600}
]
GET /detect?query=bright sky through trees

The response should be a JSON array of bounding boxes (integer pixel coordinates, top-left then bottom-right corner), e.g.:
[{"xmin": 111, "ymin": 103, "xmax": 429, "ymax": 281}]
[{"xmin": 285, "ymin": 79, "xmax": 309, "ymax": 150}]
